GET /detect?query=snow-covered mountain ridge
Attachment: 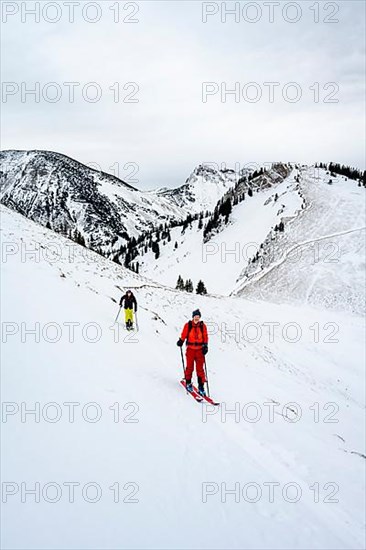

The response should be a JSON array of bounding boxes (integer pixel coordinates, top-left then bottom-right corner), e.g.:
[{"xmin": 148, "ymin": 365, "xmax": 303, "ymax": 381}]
[{"xmin": 0, "ymin": 150, "xmax": 240, "ymax": 255}]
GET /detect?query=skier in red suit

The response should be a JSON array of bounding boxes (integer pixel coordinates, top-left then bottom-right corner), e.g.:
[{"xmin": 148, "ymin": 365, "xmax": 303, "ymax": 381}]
[{"xmin": 177, "ymin": 309, "xmax": 208, "ymax": 396}]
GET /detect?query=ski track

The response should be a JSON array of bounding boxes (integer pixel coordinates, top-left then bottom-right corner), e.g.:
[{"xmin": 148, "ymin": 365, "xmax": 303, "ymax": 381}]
[{"xmin": 236, "ymin": 225, "xmax": 366, "ymax": 293}]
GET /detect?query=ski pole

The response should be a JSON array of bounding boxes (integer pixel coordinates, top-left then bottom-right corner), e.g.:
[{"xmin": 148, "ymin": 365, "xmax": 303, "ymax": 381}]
[
  {"xmin": 114, "ymin": 305, "xmax": 122, "ymax": 323},
  {"xmin": 135, "ymin": 310, "xmax": 139, "ymax": 331},
  {"xmin": 203, "ymin": 358, "xmax": 210, "ymax": 397},
  {"xmin": 180, "ymin": 347, "xmax": 188, "ymax": 393}
]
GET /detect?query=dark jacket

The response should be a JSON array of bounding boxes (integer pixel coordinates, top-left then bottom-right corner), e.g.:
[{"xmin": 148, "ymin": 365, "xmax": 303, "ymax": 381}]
[{"xmin": 120, "ymin": 292, "xmax": 137, "ymax": 311}]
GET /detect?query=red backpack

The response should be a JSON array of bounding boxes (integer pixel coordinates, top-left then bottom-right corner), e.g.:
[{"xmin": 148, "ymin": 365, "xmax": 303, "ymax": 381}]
[{"xmin": 188, "ymin": 320, "xmax": 204, "ymax": 339}]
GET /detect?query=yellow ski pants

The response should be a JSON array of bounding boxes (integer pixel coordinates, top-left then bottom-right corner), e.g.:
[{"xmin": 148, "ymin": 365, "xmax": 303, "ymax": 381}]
[{"xmin": 124, "ymin": 308, "xmax": 134, "ymax": 323}]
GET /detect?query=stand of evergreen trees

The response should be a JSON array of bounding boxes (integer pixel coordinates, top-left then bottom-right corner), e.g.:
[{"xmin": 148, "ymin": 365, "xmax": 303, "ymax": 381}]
[
  {"xmin": 203, "ymin": 195, "xmax": 233, "ymax": 240},
  {"xmin": 176, "ymin": 275, "xmax": 207, "ymax": 294},
  {"xmin": 316, "ymin": 162, "xmax": 366, "ymax": 186},
  {"xmin": 274, "ymin": 221, "xmax": 285, "ymax": 232},
  {"xmin": 112, "ymin": 209, "xmax": 213, "ymax": 271}
]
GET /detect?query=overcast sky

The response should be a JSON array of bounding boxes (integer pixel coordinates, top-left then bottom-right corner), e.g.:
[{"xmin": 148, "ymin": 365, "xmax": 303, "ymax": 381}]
[{"xmin": 1, "ymin": 0, "xmax": 365, "ymax": 189}]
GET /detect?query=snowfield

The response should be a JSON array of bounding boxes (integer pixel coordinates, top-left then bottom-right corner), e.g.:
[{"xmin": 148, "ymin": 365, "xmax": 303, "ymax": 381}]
[
  {"xmin": 234, "ymin": 167, "xmax": 366, "ymax": 316},
  {"xmin": 1, "ymin": 204, "xmax": 365, "ymax": 550}
]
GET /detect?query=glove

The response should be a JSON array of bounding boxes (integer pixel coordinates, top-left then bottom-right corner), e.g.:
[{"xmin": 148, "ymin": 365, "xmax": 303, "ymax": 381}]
[
  {"xmin": 177, "ymin": 338, "xmax": 184, "ymax": 347},
  {"xmin": 202, "ymin": 344, "xmax": 208, "ymax": 355}
]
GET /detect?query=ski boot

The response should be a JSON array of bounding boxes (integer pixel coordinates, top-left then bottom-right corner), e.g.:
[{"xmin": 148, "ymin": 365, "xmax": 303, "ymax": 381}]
[
  {"xmin": 198, "ymin": 381, "xmax": 206, "ymax": 397},
  {"xmin": 185, "ymin": 380, "xmax": 193, "ymax": 392}
]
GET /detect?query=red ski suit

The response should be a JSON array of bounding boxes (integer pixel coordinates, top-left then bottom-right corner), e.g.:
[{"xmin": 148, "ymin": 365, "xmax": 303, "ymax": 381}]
[{"xmin": 180, "ymin": 321, "xmax": 208, "ymax": 383}]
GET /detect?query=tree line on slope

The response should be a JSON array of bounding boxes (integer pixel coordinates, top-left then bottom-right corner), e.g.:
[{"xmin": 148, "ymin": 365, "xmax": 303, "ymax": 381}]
[
  {"xmin": 111, "ymin": 211, "xmax": 212, "ymax": 270},
  {"xmin": 203, "ymin": 167, "xmax": 269, "ymax": 241},
  {"xmin": 316, "ymin": 162, "xmax": 366, "ymax": 186}
]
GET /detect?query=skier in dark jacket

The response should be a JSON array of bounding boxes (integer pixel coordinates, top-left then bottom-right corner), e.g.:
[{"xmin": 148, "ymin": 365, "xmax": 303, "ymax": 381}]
[
  {"xmin": 177, "ymin": 309, "xmax": 208, "ymax": 396},
  {"xmin": 120, "ymin": 290, "xmax": 137, "ymax": 330}
]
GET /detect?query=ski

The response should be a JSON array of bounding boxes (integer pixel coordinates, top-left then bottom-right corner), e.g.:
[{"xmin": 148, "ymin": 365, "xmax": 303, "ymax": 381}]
[
  {"xmin": 192, "ymin": 384, "xmax": 220, "ymax": 406},
  {"xmin": 180, "ymin": 380, "xmax": 219, "ymax": 405},
  {"xmin": 180, "ymin": 380, "xmax": 203, "ymax": 402}
]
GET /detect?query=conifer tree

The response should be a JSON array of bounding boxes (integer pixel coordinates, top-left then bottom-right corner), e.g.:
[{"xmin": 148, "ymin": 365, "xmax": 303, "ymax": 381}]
[
  {"xmin": 196, "ymin": 280, "xmax": 207, "ymax": 295},
  {"xmin": 176, "ymin": 275, "xmax": 184, "ymax": 290}
]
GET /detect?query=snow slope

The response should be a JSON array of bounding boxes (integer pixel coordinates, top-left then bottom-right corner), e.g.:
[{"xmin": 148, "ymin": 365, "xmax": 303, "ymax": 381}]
[
  {"xmin": 1, "ymin": 205, "xmax": 365, "ymax": 550},
  {"xmin": 234, "ymin": 167, "xmax": 366, "ymax": 316},
  {"xmin": 138, "ymin": 169, "xmax": 302, "ymax": 294}
]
